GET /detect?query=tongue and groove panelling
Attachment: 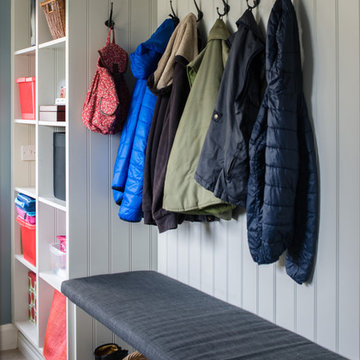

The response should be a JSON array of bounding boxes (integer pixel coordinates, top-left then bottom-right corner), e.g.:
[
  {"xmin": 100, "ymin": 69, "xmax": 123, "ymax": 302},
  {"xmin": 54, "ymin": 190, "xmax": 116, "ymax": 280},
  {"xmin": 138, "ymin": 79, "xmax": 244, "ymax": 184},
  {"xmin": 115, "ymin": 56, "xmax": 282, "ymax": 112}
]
[
  {"xmin": 67, "ymin": 1, "xmax": 157, "ymax": 357},
  {"xmin": 156, "ymin": 1, "xmax": 360, "ymax": 359}
]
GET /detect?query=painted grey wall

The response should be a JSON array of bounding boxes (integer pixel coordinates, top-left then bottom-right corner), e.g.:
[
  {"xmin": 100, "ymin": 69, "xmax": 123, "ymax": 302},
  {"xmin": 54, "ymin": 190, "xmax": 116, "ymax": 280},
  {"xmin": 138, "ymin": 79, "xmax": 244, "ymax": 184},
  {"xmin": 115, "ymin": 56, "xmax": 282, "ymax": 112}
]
[{"xmin": 0, "ymin": 0, "xmax": 12, "ymax": 325}]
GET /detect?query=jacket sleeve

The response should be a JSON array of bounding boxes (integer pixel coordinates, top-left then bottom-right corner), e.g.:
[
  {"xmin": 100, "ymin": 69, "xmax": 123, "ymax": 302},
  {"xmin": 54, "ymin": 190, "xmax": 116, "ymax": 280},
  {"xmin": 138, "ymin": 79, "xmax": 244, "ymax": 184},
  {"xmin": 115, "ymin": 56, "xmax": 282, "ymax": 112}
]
[
  {"xmin": 112, "ymin": 81, "xmax": 147, "ymax": 205},
  {"xmin": 119, "ymin": 88, "xmax": 157, "ymax": 222},
  {"xmin": 286, "ymin": 95, "xmax": 319, "ymax": 284}
]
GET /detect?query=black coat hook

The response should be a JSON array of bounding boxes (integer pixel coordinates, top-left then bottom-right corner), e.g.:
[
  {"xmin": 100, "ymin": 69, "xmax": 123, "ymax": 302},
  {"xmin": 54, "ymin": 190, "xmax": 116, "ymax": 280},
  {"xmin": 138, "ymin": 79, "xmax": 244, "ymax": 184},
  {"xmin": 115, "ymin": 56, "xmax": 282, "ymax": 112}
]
[
  {"xmin": 193, "ymin": 0, "xmax": 203, "ymax": 22},
  {"xmin": 246, "ymin": 0, "xmax": 260, "ymax": 11},
  {"xmin": 169, "ymin": 0, "xmax": 180, "ymax": 25},
  {"xmin": 216, "ymin": 0, "xmax": 230, "ymax": 18},
  {"xmin": 105, "ymin": 2, "xmax": 115, "ymax": 29}
]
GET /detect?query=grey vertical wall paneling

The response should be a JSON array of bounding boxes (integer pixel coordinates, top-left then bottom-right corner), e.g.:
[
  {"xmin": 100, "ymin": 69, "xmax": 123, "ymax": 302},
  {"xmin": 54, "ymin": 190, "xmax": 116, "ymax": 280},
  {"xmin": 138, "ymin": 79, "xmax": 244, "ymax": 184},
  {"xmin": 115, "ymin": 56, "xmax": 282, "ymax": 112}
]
[
  {"xmin": 314, "ymin": 0, "xmax": 338, "ymax": 352},
  {"xmin": 67, "ymin": 0, "xmax": 93, "ymax": 356},
  {"xmin": 67, "ymin": 0, "xmax": 158, "ymax": 354},
  {"xmin": 294, "ymin": 0, "xmax": 316, "ymax": 340},
  {"xmin": 0, "ymin": 0, "xmax": 11, "ymax": 326},
  {"xmin": 338, "ymin": 0, "xmax": 360, "ymax": 358},
  {"xmin": 156, "ymin": 1, "xmax": 360, "ymax": 358}
]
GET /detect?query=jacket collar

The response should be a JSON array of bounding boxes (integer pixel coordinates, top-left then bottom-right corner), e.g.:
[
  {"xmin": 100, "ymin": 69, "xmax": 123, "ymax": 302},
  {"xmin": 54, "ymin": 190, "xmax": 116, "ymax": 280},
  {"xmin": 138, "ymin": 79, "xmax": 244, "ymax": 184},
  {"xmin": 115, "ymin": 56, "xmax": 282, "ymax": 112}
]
[
  {"xmin": 236, "ymin": 9, "xmax": 264, "ymax": 43},
  {"xmin": 208, "ymin": 19, "xmax": 231, "ymax": 42}
]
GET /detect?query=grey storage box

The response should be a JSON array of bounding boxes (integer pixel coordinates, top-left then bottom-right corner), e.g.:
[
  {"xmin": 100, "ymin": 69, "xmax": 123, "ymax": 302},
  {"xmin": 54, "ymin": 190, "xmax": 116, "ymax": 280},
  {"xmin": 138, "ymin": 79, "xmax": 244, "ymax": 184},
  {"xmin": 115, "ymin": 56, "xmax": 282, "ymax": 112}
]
[{"xmin": 53, "ymin": 132, "xmax": 66, "ymax": 201}]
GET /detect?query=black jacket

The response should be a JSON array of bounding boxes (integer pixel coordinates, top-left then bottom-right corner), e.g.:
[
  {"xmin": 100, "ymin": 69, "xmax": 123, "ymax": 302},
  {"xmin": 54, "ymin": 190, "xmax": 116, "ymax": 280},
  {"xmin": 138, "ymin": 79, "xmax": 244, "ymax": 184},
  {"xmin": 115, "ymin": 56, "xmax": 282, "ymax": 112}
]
[
  {"xmin": 246, "ymin": 0, "xmax": 319, "ymax": 284},
  {"xmin": 195, "ymin": 10, "xmax": 265, "ymax": 208},
  {"xmin": 144, "ymin": 56, "xmax": 190, "ymax": 232}
]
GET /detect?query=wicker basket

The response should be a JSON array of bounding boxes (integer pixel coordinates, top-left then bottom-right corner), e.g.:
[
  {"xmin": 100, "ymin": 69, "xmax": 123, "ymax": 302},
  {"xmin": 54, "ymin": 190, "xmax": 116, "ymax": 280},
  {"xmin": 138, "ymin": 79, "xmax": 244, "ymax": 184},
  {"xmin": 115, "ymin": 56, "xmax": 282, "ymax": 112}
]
[
  {"xmin": 40, "ymin": 0, "xmax": 66, "ymax": 40},
  {"xmin": 123, "ymin": 352, "xmax": 148, "ymax": 360}
]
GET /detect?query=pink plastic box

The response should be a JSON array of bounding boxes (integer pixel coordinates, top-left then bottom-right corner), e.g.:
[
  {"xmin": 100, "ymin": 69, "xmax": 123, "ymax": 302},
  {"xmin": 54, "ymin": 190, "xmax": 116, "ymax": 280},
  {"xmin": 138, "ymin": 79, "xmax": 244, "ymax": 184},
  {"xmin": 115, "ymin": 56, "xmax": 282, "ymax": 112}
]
[
  {"xmin": 16, "ymin": 77, "xmax": 36, "ymax": 120},
  {"xmin": 16, "ymin": 207, "xmax": 36, "ymax": 225}
]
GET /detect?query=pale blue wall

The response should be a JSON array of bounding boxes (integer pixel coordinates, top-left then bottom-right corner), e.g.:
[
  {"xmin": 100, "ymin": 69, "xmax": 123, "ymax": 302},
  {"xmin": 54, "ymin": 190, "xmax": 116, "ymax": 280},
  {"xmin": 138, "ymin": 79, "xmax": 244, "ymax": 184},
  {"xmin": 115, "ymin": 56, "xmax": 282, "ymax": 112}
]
[{"xmin": 0, "ymin": 0, "xmax": 12, "ymax": 325}]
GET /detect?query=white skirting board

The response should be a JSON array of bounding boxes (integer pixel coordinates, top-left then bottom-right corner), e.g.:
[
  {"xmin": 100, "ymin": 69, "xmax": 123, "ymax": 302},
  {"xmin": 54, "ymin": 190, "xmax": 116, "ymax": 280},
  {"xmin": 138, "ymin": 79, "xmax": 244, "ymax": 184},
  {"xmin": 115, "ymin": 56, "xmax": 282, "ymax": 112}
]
[
  {"xmin": 18, "ymin": 332, "xmax": 44, "ymax": 360},
  {"xmin": 0, "ymin": 323, "xmax": 17, "ymax": 351}
]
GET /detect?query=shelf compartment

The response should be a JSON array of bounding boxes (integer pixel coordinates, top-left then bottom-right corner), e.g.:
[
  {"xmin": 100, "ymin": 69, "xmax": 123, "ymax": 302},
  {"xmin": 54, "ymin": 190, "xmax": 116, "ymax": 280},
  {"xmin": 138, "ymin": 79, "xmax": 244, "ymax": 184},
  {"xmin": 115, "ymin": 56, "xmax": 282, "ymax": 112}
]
[
  {"xmin": 15, "ymin": 254, "xmax": 37, "ymax": 273},
  {"xmin": 13, "ymin": 0, "xmax": 35, "ymax": 52},
  {"xmin": 38, "ymin": 126, "xmax": 66, "ymax": 207},
  {"xmin": 39, "ymin": 121, "xmax": 67, "ymax": 127},
  {"xmin": 38, "ymin": 201, "xmax": 66, "ymax": 286},
  {"xmin": 15, "ymin": 321, "xmax": 38, "ymax": 347},
  {"xmin": 14, "ymin": 46, "xmax": 36, "ymax": 56},
  {"xmin": 39, "ymin": 37, "xmax": 66, "ymax": 49},
  {"xmin": 13, "ymin": 261, "xmax": 38, "ymax": 347},
  {"xmin": 14, "ymin": 186, "xmax": 36, "ymax": 198},
  {"xmin": 38, "ymin": 40, "xmax": 65, "ymax": 110},
  {"xmin": 13, "ymin": 124, "xmax": 36, "ymax": 190},
  {"xmin": 39, "ymin": 271, "xmax": 64, "ymax": 293}
]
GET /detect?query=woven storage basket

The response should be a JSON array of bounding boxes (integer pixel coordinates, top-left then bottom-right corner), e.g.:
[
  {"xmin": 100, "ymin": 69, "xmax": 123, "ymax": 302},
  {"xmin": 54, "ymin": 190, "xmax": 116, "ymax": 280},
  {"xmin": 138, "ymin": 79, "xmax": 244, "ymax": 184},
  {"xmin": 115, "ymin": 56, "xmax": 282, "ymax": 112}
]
[
  {"xmin": 123, "ymin": 352, "xmax": 148, "ymax": 360},
  {"xmin": 40, "ymin": 0, "xmax": 65, "ymax": 40}
]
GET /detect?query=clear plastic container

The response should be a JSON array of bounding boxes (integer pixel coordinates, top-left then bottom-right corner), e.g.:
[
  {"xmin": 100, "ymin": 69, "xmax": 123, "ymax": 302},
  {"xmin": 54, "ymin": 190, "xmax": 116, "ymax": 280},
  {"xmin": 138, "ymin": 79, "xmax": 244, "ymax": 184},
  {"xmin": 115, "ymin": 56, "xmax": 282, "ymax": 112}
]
[{"xmin": 49, "ymin": 243, "xmax": 66, "ymax": 278}]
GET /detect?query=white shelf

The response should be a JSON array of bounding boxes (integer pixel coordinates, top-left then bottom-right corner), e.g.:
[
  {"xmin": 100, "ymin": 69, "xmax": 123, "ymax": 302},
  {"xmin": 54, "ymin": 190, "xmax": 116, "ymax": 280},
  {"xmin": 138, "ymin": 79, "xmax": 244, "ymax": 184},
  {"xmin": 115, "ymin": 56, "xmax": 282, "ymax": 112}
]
[
  {"xmin": 15, "ymin": 119, "xmax": 36, "ymax": 125},
  {"xmin": 39, "ymin": 121, "xmax": 67, "ymax": 127},
  {"xmin": 15, "ymin": 255, "xmax": 37, "ymax": 273},
  {"xmin": 15, "ymin": 321, "xmax": 38, "ymax": 347},
  {"xmin": 14, "ymin": 186, "xmax": 36, "ymax": 198},
  {"xmin": 38, "ymin": 196, "xmax": 66, "ymax": 212},
  {"xmin": 14, "ymin": 46, "xmax": 36, "ymax": 56},
  {"xmin": 39, "ymin": 271, "xmax": 65, "ymax": 292},
  {"xmin": 39, "ymin": 37, "xmax": 66, "ymax": 49}
]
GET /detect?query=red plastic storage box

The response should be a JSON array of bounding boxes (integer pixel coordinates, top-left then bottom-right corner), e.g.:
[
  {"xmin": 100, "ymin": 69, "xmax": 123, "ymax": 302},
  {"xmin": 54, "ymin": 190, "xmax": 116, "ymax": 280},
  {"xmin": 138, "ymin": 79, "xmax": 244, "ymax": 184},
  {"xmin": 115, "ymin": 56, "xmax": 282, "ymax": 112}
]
[
  {"xmin": 16, "ymin": 77, "xmax": 36, "ymax": 120},
  {"xmin": 17, "ymin": 216, "xmax": 36, "ymax": 266}
]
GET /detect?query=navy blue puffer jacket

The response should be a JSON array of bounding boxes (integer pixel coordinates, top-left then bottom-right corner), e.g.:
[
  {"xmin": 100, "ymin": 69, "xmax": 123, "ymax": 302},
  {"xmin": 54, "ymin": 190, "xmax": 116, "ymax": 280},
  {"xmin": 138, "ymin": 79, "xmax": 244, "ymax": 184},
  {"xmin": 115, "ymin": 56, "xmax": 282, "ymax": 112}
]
[
  {"xmin": 112, "ymin": 19, "xmax": 175, "ymax": 222},
  {"xmin": 246, "ymin": 0, "xmax": 319, "ymax": 284}
]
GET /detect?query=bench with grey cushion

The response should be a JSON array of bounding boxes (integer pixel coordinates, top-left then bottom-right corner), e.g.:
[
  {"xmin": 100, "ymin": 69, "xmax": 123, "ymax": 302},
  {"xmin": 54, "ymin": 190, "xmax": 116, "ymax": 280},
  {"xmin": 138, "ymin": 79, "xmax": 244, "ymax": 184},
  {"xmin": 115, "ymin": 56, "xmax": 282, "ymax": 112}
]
[{"xmin": 61, "ymin": 271, "xmax": 345, "ymax": 360}]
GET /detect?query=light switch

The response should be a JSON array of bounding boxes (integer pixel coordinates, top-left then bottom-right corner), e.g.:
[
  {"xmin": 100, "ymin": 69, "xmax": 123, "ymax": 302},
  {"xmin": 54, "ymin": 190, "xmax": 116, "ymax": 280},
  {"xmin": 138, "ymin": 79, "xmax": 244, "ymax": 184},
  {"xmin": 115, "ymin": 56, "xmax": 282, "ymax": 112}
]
[{"xmin": 21, "ymin": 145, "xmax": 36, "ymax": 161}]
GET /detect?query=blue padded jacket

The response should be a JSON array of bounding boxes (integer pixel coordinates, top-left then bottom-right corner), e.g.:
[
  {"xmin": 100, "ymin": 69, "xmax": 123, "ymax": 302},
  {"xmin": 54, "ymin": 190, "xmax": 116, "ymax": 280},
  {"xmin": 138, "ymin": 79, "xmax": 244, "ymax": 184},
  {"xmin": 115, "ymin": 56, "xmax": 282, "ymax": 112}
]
[
  {"xmin": 246, "ymin": 0, "xmax": 319, "ymax": 284},
  {"xmin": 112, "ymin": 19, "xmax": 175, "ymax": 222}
]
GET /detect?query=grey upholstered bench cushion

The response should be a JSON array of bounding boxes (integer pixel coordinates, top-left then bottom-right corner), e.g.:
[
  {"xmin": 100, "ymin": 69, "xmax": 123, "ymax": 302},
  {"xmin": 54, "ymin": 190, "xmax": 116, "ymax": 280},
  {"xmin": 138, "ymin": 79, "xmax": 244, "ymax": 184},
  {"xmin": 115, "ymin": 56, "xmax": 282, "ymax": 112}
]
[{"xmin": 61, "ymin": 271, "xmax": 344, "ymax": 360}]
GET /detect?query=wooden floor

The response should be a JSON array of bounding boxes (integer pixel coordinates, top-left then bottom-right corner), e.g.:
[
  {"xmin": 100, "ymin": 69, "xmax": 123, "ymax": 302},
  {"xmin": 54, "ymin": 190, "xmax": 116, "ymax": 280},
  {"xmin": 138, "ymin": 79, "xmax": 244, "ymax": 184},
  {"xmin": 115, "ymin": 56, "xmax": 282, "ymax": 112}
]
[{"xmin": 0, "ymin": 349, "xmax": 28, "ymax": 360}]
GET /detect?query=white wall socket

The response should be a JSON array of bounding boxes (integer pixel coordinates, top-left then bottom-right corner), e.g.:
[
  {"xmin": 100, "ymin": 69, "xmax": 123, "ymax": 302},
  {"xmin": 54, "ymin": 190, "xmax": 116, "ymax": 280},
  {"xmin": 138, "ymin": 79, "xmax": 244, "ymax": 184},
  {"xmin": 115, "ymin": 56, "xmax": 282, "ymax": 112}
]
[{"xmin": 21, "ymin": 145, "xmax": 36, "ymax": 161}]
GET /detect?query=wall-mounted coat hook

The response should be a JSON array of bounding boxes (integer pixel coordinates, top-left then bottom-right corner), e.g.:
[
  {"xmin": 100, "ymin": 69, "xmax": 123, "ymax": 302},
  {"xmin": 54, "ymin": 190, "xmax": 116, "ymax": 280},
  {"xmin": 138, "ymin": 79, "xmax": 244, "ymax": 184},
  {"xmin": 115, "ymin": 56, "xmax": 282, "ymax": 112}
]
[
  {"xmin": 169, "ymin": 0, "xmax": 180, "ymax": 25},
  {"xmin": 105, "ymin": 2, "xmax": 115, "ymax": 29},
  {"xmin": 216, "ymin": 0, "xmax": 230, "ymax": 18},
  {"xmin": 193, "ymin": 0, "xmax": 203, "ymax": 22},
  {"xmin": 246, "ymin": 0, "xmax": 260, "ymax": 11}
]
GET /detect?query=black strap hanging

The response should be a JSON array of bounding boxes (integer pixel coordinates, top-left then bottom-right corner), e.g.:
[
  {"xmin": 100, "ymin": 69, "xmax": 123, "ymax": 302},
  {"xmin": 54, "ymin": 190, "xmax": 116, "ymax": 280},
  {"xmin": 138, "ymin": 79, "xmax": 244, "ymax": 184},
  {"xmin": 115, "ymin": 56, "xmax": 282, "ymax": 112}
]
[
  {"xmin": 105, "ymin": 2, "xmax": 115, "ymax": 29},
  {"xmin": 193, "ymin": 0, "xmax": 203, "ymax": 22},
  {"xmin": 169, "ymin": 0, "xmax": 180, "ymax": 25}
]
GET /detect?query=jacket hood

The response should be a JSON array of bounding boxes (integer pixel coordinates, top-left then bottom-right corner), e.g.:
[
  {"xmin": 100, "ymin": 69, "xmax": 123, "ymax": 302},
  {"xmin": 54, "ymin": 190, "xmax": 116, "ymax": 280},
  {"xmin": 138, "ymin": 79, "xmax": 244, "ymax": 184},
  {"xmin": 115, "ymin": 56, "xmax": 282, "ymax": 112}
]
[
  {"xmin": 152, "ymin": 13, "xmax": 198, "ymax": 90},
  {"xmin": 130, "ymin": 18, "xmax": 176, "ymax": 80}
]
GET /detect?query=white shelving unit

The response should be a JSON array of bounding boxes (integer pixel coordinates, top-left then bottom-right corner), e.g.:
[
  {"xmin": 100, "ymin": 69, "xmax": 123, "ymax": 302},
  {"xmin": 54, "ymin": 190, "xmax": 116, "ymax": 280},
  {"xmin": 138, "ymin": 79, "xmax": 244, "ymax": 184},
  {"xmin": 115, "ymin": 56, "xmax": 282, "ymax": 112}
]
[
  {"xmin": 11, "ymin": 1, "xmax": 159, "ymax": 359},
  {"xmin": 11, "ymin": 0, "xmax": 68, "ymax": 357}
]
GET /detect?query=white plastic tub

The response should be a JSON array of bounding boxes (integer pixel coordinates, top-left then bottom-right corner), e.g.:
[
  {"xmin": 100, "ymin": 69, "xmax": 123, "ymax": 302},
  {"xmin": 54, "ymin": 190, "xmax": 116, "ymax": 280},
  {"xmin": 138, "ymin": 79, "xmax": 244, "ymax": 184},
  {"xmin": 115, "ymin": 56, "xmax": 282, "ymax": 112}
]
[{"xmin": 49, "ymin": 243, "xmax": 66, "ymax": 278}]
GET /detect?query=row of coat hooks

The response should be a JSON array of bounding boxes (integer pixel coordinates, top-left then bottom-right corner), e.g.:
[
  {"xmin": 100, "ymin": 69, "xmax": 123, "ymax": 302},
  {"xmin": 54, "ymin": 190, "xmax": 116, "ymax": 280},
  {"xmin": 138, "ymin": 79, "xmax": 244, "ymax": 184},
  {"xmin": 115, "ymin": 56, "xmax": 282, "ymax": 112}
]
[{"xmin": 105, "ymin": 0, "xmax": 260, "ymax": 29}]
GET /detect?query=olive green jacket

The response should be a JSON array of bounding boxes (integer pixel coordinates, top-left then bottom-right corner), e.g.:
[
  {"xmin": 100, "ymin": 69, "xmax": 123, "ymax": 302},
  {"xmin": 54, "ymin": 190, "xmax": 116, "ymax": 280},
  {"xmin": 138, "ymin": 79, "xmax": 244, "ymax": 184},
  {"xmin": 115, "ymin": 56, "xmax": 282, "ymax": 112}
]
[{"xmin": 163, "ymin": 19, "xmax": 234, "ymax": 219}]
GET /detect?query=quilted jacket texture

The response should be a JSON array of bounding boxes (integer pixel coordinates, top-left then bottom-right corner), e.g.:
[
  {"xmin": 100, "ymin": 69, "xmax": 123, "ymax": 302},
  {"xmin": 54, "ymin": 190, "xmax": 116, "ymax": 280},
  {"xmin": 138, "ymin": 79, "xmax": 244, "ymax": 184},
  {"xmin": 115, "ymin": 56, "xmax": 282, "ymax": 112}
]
[
  {"xmin": 195, "ymin": 10, "xmax": 265, "ymax": 208},
  {"xmin": 246, "ymin": 0, "xmax": 319, "ymax": 284},
  {"xmin": 112, "ymin": 19, "xmax": 175, "ymax": 222}
]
